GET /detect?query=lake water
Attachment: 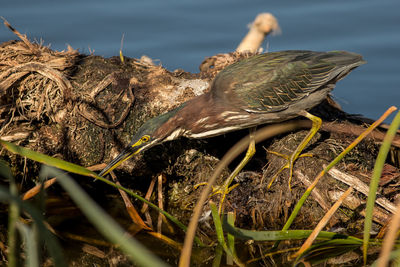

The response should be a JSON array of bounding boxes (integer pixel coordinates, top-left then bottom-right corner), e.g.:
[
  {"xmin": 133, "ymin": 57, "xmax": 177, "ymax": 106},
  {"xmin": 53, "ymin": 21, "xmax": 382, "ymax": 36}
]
[{"xmin": 1, "ymin": 0, "xmax": 399, "ymax": 121}]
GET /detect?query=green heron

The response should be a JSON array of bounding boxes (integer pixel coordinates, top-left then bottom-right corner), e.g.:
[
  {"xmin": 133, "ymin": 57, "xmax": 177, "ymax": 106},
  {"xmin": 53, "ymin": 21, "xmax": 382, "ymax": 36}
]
[{"xmin": 99, "ymin": 50, "xmax": 365, "ymax": 193}]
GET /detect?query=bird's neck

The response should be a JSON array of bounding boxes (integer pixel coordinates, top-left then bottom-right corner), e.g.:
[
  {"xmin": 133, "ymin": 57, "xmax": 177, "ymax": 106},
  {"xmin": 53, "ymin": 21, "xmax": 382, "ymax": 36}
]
[
  {"xmin": 153, "ymin": 93, "xmax": 213, "ymax": 141},
  {"xmin": 175, "ymin": 93, "xmax": 249, "ymax": 139}
]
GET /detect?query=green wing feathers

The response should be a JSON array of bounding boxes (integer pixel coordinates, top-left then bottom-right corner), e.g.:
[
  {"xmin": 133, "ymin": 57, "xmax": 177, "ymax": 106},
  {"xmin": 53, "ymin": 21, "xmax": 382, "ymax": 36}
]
[{"xmin": 212, "ymin": 51, "xmax": 365, "ymax": 113}]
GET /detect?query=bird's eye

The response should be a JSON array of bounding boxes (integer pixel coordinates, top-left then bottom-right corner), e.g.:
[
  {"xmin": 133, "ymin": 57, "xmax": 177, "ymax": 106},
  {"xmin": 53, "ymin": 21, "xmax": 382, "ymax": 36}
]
[{"xmin": 141, "ymin": 135, "xmax": 150, "ymax": 142}]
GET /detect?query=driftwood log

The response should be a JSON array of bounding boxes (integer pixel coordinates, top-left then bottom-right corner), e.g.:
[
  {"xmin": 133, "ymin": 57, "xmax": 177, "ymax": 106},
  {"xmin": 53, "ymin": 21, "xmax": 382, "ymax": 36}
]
[{"xmin": 1, "ymin": 17, "xmax": 400, "ymax": 265}]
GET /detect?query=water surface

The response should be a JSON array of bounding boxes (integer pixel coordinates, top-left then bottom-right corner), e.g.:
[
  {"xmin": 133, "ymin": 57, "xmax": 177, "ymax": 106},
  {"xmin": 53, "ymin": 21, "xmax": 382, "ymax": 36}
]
[{"xmin": 1, "ymin": 0, "xmax": 399, "ymax": 120}]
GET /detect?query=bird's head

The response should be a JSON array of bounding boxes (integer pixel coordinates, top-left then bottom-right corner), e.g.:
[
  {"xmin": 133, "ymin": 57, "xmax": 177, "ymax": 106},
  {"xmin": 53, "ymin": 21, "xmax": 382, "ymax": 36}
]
[{"xmin": 99, "ymin": 105, "xmax": 185, "ymax": 176}]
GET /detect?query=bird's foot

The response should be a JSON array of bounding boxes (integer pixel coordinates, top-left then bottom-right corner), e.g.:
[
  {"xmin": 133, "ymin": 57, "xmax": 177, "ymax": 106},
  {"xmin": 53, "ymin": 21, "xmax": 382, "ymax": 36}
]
[
  {"xmin": 265, "ymin": 111, "xmax": 322, "ymax": 190},
  {"xmin": 194, "ymin": 128, "xmax": 256, "ymax": 213},
  {"xmin": 193, "ymin": 182, "xmax": 240, "ymax": 213},
  {"xmin": 266, "ymin": 150, "xmax": 313, "ymax": 190},
  {"xmin": 211, "ymin": 182, "xmax": 240, "ymax": 213},
  {"xmin": 194, "ymin": 182, "xmax": 239, "ymax": 195}
]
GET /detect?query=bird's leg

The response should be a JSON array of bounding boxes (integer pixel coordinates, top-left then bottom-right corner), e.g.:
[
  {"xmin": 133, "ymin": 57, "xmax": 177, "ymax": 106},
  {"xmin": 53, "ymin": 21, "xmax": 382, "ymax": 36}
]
[
  {"xmin": 267, "ymin": 111, "xmax": 322, "ymax": 190},
  {"xmin": 215, "ymin": 127, "xmax": 256, "ymax": 213}
]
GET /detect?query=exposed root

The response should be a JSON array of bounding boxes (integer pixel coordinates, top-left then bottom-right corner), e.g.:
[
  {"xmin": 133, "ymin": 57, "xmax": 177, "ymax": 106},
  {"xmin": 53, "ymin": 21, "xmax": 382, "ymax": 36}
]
[{"xmin": 76, "ymin": 73, "xmax": 135, "ymax": 129}]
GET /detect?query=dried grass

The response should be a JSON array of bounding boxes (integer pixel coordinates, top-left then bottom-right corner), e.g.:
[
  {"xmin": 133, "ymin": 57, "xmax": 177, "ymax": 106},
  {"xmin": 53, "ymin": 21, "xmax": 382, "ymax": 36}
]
[{"xmin": 0, "ymin": 18, "xmax": 79, "ymax": 139}]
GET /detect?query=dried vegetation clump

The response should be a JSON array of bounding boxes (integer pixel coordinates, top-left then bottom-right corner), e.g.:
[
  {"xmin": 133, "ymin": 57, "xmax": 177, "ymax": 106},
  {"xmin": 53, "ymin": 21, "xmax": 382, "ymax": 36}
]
[
  {"xmin": 0, "ymin": 21, "xmax": 78, "ymax": 138},
  {"xmin": 0, "ymin": 20, "xmax": 212, "ymax": 174}
]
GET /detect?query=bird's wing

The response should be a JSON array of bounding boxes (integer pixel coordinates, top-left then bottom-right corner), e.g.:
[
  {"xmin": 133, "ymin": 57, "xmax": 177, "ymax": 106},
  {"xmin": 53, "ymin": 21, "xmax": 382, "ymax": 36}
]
[{"xmin": 211, "ymin": 52, "xmax": 338, "ymax": 113}]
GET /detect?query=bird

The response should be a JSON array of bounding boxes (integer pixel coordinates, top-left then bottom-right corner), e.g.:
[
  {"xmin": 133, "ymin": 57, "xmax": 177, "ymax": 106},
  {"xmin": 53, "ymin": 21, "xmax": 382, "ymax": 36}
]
[{"xmin": 99, "ymin": 50, "xmax": 365, "ymax": 195}]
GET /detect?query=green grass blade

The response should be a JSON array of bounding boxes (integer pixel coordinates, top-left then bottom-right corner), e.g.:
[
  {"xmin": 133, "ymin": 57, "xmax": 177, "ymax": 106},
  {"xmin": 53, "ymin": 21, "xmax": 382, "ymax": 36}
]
[
  {"xmin": 2, "ymin": 161, "xmax": 20, "ymax": 267},
  {"xmin": 210, "ymin": 201, "xmax": 226, "ymax": 247},
  {"xmin": 0, "ymin": 140, "xmax": 204, "ymax": 245},
  {"xmin": 223, "ymin": 217, "xmax": 363, "ymax": 265},
  {"xmin": 226, "ymin": 212, "xmax": 236, "ymax": 265},
  {"xmin": 210, "ymin": 203, "xmax": 244, "ymax": 267},
  {"xmin": 16, "ymin": 222, "xmax": 39, "ymax": 267},
  {"xmin": 363, "ymin": 110, "xmax": 400, "ymax": 264},
  {"xmin": 212, "ymin": 245, "xmax": 223, "ymax": 267},
  {"xmin": 0, "ymin": 160, "xmax": 13, "ymax": 180},
  {"xmin": 295, "ymin": 239, "xmax": 362, "ymax": 265},
  {"xmin": 0, "ymin": 187, "xmax": 67, "ymax": 267},
  {"xmin": 0, "ymin": 139, "xmax": 96, "ymax": 177},
  {"xmin": 40, "ymin": 166, "xmax": 169, "ymax": 267},
  {"xmin": 222, "ymin": 217, "xmax": 361, "ymax": 242},
  {"xmin": 371, "ymin": 249, "xmax": 400, "ymax": 267}
]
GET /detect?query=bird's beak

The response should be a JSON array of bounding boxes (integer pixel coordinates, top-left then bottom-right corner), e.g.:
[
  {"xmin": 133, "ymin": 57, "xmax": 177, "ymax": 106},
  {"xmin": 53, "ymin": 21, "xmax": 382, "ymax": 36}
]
[{"xmin": 98, "ymin": 138, "xmax": 147, "ymax": 177}]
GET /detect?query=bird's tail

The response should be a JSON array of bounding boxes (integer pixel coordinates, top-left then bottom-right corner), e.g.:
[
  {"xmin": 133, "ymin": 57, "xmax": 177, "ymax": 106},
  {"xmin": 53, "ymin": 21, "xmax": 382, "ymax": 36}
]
[{"xmin": 323, "ymin": 51, "xmax": 366, "ymax": 81}]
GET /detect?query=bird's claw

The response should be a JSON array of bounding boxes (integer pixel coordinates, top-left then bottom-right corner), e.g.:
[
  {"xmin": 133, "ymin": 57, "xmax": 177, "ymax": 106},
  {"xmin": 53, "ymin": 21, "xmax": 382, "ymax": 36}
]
[
  {"xmin": 266, "ymin": 150, "xmax": 313, "ymax": 190},
  {"xmin": 194, "ymin": 182, "xmax": 238, "ymax": 196},
  {"xmin": 194, "ymin": 182, "xmax": 240, "ymax": 210}
]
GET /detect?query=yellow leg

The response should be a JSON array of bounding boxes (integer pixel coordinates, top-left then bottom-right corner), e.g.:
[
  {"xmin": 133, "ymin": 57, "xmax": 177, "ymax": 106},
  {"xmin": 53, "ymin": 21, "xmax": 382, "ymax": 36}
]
[
  {"xmin": 267, "ymin": 111, "xmax": 322, "ymax": 190},
  {"xmin": 213, "ymin": 128, "xmax": 256, "ymax": 213}
]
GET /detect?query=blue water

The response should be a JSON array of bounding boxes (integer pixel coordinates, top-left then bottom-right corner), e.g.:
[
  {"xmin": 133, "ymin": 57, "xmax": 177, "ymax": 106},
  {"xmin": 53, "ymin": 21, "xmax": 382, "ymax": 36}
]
[{"xmin": 2, "ymin": 0, "xmax": 399, "ymax": 121}]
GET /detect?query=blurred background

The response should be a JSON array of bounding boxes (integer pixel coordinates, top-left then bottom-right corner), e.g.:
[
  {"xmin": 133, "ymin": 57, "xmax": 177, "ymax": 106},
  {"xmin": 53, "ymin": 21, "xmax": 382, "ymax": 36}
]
[{"xmin": 1, "ymin": 0, "xmax": 399, "ymax": 121}]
